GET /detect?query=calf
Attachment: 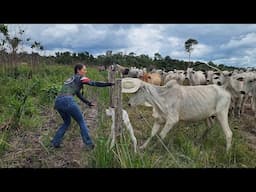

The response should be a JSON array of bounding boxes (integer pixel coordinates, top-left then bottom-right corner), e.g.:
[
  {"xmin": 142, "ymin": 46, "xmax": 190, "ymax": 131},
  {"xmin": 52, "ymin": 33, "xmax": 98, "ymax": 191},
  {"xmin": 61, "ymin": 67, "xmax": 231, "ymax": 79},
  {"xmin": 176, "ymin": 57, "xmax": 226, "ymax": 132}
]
[{"xmin": 106, "ymin": 107, "xmax": 137, "ymax": 153}]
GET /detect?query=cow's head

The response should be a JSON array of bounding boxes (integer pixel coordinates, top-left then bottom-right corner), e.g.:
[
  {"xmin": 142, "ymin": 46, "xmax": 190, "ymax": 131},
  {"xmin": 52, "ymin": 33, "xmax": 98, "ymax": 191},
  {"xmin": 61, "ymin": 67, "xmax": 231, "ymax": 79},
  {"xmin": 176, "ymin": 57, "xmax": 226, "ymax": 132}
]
[
  {"xmin": 122, "ymin": 78, "xmax": 150, "ymax": 107},
  {"xmin": 240, "ymin": 76, "xmax": 256, "ymax": 94},
  {"xmin": 212, "ymin": 72, "xmax": 225, "ymax": 86},
  {"xmin": 230, "ymin": 74, "xmax": 246, "ymax": 94},
  {"xmin": 106, "ymin": 107, "xmax": 114, "ymax": 117},
  {"xmin": 128, "ymin": 84, "xmax": 149, "ymax": 107}
]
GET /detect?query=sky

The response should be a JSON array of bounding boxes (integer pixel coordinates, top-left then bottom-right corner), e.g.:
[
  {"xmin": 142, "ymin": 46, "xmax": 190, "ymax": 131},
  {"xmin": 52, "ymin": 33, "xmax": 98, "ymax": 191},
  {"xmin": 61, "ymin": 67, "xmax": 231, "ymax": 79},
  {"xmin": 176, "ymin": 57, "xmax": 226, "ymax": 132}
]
[{"xmin": 5, "ymin": 24, "xmax": 256, "ymax": 68}]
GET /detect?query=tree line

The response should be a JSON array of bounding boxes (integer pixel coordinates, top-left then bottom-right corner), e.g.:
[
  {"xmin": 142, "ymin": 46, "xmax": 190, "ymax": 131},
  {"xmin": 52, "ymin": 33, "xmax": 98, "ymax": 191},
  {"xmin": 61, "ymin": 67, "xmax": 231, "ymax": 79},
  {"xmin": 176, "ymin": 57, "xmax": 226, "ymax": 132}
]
[{"xmin": 0, "ymin": 24, "xmax": 242, "ymax": 77}]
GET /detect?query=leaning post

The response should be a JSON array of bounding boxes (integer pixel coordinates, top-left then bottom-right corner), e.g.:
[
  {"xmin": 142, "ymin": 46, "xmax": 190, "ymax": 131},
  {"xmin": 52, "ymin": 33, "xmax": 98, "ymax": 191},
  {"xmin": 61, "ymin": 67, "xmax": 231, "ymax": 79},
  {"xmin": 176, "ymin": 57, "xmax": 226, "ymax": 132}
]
[
  {"xmin": 108, "ymin": 69, "xmax": 116, "ymax": 107},
  {"xmin": 114, "ymin": 78, "xmax": 123, "ymax": 136}
]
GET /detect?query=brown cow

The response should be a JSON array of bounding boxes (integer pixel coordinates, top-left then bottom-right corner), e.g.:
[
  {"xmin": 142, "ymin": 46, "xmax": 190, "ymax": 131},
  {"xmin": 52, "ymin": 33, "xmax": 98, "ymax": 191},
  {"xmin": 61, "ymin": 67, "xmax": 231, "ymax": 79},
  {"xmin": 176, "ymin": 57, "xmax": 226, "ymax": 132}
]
[{"xmin": 139, "ymin": 72, "xmax": 162, "ymax": 85}]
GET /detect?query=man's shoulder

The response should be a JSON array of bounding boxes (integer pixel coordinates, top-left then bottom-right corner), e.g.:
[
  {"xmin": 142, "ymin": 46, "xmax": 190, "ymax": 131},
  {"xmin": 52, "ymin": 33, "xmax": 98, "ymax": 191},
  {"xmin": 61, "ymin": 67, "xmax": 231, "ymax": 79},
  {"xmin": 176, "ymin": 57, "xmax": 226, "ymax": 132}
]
[
  {"xmin": 81, "ymin": 76, "xmax": 91, "ymax": 83},
  {"xmin": 64, "ymin": 75, "xmax": 76, "ymax": 85}
]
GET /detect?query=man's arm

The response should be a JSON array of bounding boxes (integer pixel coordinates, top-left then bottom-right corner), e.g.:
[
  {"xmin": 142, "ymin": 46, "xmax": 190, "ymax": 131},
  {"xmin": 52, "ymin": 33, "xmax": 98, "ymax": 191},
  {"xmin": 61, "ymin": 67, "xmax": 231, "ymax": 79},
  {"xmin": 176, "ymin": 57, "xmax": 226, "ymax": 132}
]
[
  {"xmin": 87, "ymin": 81, "xmax": 114, "ymax": 87},
  {"xmin": 76, "ymin": 91, "xmax": 94, "ymax": 106},
  {"xmin": 81, "ymin": 77, "xmax": 114, "ymax": 87}
]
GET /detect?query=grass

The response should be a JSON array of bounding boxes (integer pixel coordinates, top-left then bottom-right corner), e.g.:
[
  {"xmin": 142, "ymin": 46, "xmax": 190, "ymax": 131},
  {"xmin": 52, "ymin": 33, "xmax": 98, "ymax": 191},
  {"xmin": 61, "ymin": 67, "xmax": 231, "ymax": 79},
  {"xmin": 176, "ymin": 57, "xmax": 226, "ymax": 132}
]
[{"xmin": 1, "ymin": 64, "xmax": 256, "ymax": 168}]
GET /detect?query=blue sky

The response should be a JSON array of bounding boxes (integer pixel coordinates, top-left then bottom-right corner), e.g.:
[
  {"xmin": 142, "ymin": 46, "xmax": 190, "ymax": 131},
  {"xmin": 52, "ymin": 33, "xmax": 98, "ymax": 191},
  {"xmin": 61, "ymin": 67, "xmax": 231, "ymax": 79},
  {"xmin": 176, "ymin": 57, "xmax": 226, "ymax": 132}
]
[{"xmin": 6, "ymin": 24, "xmax": 256, "ymax": 68}]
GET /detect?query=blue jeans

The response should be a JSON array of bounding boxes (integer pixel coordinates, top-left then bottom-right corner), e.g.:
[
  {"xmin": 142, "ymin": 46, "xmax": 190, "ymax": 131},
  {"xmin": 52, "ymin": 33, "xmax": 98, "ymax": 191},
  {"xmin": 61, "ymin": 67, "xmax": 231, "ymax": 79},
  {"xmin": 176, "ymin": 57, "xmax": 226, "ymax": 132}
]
[{"xmin": 51, "ymin": 96, "xmax": 93, "ymax": 147}]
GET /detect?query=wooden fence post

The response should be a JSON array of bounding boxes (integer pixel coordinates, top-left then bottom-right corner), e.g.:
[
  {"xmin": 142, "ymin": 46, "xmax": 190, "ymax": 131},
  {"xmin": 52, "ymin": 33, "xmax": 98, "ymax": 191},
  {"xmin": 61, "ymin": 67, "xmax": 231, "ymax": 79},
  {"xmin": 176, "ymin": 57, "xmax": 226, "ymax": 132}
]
[
  {"xmin": 114, "ymin": 78, "xmax": 123, "ymax": 135},
  {"xmin": 108, "ymin": 70, "xmax": 115, "ymax": 107}
]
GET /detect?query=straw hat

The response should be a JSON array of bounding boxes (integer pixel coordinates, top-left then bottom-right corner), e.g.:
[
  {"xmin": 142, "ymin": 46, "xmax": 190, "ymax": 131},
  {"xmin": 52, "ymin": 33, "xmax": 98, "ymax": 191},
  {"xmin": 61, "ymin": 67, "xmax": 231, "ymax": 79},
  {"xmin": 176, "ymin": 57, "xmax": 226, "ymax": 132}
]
[{"xmin": 121, "ymin": 78, "xmax": 142, "ymax": 93}]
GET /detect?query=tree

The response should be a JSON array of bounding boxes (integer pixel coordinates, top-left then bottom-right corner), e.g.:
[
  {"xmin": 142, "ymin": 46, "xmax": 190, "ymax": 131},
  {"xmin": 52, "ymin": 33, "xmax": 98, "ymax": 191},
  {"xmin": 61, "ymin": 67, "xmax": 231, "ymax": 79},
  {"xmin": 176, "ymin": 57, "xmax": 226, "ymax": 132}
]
[
  {"xmin": 106, "ymin": 50, "xmax": 112, "ymax": 56},
  {"xmin": 31, "ymin": 41, "xmax": 44, "ymax": 68},
  {"xmin": 128, "ymin": 52, "xmax": 135, "ymax": 57},
  {"xmin": 31, "ymin": 41, "xmax": 44, "ymax": 51},
  {"xmin": 185, "ymin": 38, "xmax": 198, "ymax": 66},
  {"xmin": 0, "ymin": 24, "xmax": 8, "ymax": 71},
  {"xmin": 154, "ymin": 52, "xmax": 162, "ymax": 61},
  {"xmin": 0, "ymin": 24, "xmax": 24, "ymax": 74}
]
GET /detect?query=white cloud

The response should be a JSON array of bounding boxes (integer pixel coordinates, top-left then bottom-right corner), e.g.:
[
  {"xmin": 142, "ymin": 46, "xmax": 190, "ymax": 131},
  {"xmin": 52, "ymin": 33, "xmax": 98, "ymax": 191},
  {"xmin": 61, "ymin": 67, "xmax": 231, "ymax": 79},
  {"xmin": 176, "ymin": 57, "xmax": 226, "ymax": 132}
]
[
  {"xmin": 167, "ymin": 37, "xmax": 183, "ymax": 48},
  {"xmin": 18, "ymin": 44, "xmax": 73, "ymax": 56},
  {"xmin": 167, "ymin": 41, "xmax": 212, "ymax": 61},
  {"xmin": 244, "ymin": 47, "xmax": 256, "ymax": 56},
  {"xmin": 169, "ymin": 50, "xmax": 185, "ymax": 59},
  {"xmin": 5, "ymin": 24, "xmax": 256, "ymax": 67},
  {"xmin": 213, "ymin": 56, "xmax": 255, "ymax": 68},
  {"xmin": 192, "ymin": 44, "xmax": 213, "ymax": 57},
  {"xmin": 41, "ymin": 24, "xmax": 79, "ymax": 38},
  {"xmin": 220, "ymin": 32, "xmax": 256, "ymax": 49},
  {"xmin": 126, "ymin": 24, "xmax": 165, "ymax": 57}
]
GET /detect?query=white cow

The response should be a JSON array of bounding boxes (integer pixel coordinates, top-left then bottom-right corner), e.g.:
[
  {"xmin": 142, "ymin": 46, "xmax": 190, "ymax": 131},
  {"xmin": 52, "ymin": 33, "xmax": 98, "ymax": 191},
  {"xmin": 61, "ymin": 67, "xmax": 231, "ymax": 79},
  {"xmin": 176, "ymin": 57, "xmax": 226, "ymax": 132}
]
[
  {"xmin": 122, "ymin": 78, "xmax": 232, "ymax": 151},
  {"xmin": 106, "ymin": 107, "xmax": 137, "ymax": 153},
  {"xmin": 185, "ymin": 68, "xmax": 207, "ymax": 85},
  {"xmin": 223, "ymin": 72, "xmax": 256, "ymax": 117},
  {"xmin": 163, "ymin": 70, "xmax": 186, "ymax": 85},
  {"xmin": 109, "ymin": 64, "xmax": 129, "ymax": 78}
]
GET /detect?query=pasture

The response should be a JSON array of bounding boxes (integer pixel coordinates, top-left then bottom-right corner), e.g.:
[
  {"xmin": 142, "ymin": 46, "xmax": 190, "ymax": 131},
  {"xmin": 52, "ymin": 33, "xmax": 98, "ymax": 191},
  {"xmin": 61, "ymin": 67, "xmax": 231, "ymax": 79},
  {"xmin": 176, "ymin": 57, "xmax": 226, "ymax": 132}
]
[{"xmin": 0, "ymin": 64, "xmax": 256, "ymax": 168}]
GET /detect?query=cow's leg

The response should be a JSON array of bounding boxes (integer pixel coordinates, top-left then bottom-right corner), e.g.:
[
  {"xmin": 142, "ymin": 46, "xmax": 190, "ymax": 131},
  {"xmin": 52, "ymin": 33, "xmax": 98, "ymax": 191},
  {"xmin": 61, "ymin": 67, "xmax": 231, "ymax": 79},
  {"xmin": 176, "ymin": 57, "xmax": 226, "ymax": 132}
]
[
  {"xmin": 140, "ymin": 122, "xmax": 161, "ymax": 149},
  {"xmin": 201, "ymin": 116, "xmax": 215, "ymax": 140},
  {"xmin": 159, "ymin": 118, "xmax": 178, "ymax": 140},
  {"xmin": 216, "ymin": 110, "xmax": 232, "ymax": 151},
  {"xmin": 202, "ymin": 121, "xmax": 211, "ymax": 139},
  {"xmin": 235, "ymin": 96, "xmax": 243, "ymax": 118},
  {"xmin": 125, "ymin": 122, "xmax": 137, "ymax": 153},
  {"xmin": 238, "ymin": 94, "xmax": 245, "ymax": 117},
  {"xmin": 109, "ymin": 121, "xmax": 115, "ymax": 149},
  {"xmin": 107, "ymin": 113, "xmax": 115, "ymax": 150},
  {"xmin": 252, "ymin": 96, "xmax": 256, "ymax": 117},
  {"xmin": 123, "ymin": 111, "xmax": 137, "ymax": 153},
  {"xmin": 229, "ymin": 97, "xmax": 235, "ymax": 117},
  {"xmin": 205, "ymin": 117, "xmax": 213, "ymax": 128},
  {"xmin": 241, "ymin": 94, "xmax": 249, "ymax": 114}
]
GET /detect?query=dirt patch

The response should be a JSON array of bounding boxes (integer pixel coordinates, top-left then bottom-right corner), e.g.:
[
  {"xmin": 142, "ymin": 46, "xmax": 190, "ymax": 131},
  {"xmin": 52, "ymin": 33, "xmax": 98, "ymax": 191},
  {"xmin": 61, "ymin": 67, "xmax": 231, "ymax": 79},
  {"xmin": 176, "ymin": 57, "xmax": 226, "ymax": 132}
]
[
  {"xmin": 233, "ymin": 104, "xmax": 256, "ymax": 151},
  {"xmin": 1, "ymin": 102, "xmax": 99, "ymax": 168},
  {"xmin": 239, "ymin": 130, "xmax": 256, "ymax": 150}
]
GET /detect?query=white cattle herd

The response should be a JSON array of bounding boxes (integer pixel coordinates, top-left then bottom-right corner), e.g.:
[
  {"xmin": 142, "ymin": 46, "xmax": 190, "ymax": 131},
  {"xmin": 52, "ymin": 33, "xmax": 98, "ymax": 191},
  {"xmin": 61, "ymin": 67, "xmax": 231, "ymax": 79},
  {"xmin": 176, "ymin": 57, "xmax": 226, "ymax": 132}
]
[{"xmin": 106, "ymin": 64, "xmax": 256, "ymax": 152}]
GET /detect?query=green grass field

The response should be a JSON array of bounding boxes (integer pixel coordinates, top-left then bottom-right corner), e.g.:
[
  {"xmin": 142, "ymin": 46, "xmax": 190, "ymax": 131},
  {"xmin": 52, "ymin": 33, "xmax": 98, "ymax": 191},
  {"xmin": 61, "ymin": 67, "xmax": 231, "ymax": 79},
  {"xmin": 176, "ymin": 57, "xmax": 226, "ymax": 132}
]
[{"xmin": 1, "ymin": 64, "xmax": 256, "ymax": 168}]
